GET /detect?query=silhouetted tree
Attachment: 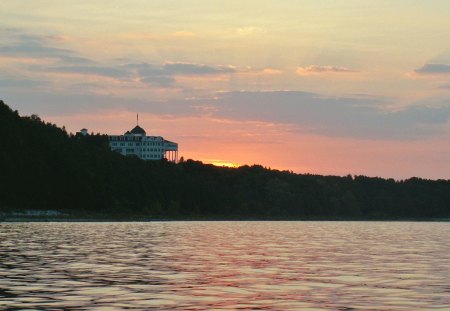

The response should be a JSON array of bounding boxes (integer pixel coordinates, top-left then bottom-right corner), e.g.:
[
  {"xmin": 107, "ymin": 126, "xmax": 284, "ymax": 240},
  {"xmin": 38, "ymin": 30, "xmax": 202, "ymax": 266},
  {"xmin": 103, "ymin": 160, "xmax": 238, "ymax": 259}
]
[{"xmin": 1, "ymin": 99, "xmax": 450, "ymax": 220}]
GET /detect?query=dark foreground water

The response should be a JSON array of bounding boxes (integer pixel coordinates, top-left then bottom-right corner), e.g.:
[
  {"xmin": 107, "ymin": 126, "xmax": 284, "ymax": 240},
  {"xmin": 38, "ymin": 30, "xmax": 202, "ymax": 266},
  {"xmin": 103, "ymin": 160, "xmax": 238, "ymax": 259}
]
[{"xmin": 0, "ymin": 222, "xmax": 449, "ymax": 310}]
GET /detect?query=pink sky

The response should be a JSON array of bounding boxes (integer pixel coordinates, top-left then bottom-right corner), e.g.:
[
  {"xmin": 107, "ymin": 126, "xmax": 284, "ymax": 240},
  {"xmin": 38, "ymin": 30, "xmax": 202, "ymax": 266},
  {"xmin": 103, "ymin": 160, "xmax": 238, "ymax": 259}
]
[
  {"xmin": 44, "ymin": 110, "xmax": 450, "ymax": 179},
  {"xmin": 1, "ymin": 1, "xmax": 450, "ymax": 179}
]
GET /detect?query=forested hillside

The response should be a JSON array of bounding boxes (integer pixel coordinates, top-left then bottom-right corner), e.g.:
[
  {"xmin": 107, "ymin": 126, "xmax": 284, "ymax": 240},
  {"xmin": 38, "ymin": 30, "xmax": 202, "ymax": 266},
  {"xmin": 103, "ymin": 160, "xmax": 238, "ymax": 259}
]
[{"xmin": 1, "ymin": 100, "xmax": 449, "ymax": 220}]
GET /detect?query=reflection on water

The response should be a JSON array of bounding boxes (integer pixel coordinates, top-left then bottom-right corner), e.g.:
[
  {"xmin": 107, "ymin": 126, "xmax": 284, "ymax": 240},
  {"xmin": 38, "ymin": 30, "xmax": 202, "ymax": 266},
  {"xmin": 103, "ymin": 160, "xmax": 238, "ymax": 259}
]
[{"xmin": 0, "ymin": 221, "xmax": 449, "ymax": 310}]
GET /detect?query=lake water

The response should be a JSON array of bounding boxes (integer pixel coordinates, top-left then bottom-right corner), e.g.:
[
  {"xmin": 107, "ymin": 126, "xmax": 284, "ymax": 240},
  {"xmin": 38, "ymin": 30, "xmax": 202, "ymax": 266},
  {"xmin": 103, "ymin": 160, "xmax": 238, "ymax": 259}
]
[{"xmin": 0, "ymin": 221, "xmax": 449, "ymax": 310}]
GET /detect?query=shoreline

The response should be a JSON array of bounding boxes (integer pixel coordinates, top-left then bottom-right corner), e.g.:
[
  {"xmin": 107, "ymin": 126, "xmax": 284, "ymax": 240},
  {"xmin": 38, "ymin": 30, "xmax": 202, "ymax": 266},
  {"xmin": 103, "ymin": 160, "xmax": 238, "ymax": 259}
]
[{"xmin": 2, "ymin": 217, "xmax": 450, "ymax": 222}]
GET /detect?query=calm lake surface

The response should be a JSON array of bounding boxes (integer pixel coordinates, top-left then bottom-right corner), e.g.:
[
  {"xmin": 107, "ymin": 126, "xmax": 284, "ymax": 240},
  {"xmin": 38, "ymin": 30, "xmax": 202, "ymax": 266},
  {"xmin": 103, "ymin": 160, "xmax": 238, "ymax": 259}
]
[{"xmin": 0, "ymin": 222, "xmax": 449, "ymax": 310}]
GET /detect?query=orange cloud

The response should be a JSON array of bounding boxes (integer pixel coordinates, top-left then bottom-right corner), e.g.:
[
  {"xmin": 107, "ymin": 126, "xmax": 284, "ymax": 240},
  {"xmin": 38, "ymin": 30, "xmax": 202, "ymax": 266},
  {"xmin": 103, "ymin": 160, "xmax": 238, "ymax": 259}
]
[
  {"xmin": 118, "ymin": 31, "xmax": 197, "ymax": 41},
  {"xmin": 261, "ymin": 68, "xmax": 283, "ymax": 75},
  {"xmin": 296, "ymin": 65, "xmax": 357, "ymax": 75},
  {"xmin": 0, "ymin": 55, "xmax": 56, "ymax": 65}
]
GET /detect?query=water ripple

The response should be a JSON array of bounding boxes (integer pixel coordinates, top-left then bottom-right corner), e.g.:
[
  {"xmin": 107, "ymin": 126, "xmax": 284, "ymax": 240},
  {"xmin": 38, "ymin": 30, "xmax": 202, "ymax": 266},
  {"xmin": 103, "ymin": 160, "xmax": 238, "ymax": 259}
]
[{"xmin": 0, "ymin": 221, "xmax": 449, "ymax": 310}]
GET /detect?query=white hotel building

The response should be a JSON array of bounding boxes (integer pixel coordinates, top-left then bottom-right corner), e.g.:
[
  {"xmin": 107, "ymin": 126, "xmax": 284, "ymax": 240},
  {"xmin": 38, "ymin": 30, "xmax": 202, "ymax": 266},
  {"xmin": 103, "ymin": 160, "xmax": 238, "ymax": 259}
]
[{"xmin": 108, "ymin": 125, "xmax": 178, "ymax": 162}]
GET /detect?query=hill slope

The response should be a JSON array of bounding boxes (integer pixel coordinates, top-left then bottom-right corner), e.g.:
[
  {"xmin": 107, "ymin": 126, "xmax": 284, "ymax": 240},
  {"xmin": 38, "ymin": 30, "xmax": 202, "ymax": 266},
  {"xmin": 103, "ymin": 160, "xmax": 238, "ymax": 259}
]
[{"xmin": 1, "ymin": 100, "xmax": 449, "ymax": 219}]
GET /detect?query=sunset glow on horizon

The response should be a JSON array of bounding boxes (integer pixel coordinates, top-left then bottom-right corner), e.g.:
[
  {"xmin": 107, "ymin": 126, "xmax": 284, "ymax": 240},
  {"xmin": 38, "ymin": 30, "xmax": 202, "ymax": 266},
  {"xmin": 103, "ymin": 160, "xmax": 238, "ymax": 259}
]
[
  {"xmin": 207, "ymin": 161, "xmax": 241, "ymax": 169},
  {"xmin": 2, "ymin": 1, "xmax": 450, "ymax": 179}
]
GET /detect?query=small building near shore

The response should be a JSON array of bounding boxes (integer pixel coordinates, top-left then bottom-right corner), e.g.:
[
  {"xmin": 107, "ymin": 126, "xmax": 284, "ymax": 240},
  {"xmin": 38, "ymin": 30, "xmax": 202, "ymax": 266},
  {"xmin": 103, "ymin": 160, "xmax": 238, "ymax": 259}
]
[{"xmin": 78, "ymin": 128, "xmax": 89, "ymax": 136}]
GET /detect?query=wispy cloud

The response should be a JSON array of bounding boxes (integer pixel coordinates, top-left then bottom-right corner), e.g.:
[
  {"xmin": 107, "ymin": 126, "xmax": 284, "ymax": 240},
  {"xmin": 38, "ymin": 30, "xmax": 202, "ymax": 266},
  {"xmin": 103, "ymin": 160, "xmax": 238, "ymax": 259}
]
[
  {"xmin": 163, "ymin": 62, "xmax": 235, "ymax": 75},
  {"xmin": 27, "ymin": 61, "xmax": 236, "ymax": 87},
  {"xmin": 260, "ymin": 68, "xmax": 283, "ymax": 75},
  {"xmin": 124, "ymin": 62, "xmax": 235, "ymax": 87},
  {"xmin": 140, "ymin": 75, "xmax": 176, "ymax": 87},
  {"xmin": 0, "ymin": 77, "xmax": 49, "ymax": 89},
  {"xmin": 236, "ymin": 26, "xmax": 265, "ymax": 36},
  {"xmin": 296, "ymin": 65, "xmax": 357, "ymax": 75},
  {"xmin": 4, "ymin": 73, "xmax": 450, "ymax": 141},
  {"xmin": 119, "ymin": 31, "xmax": 197, "ymax": 40},
  {"xmin": 415, "ymin": 63, "xmax": 450, "ymax": 75},
  {"xmin": 45, "ymin": 65, "xmax": 129, "ymax": 78},
  {"xmin": 0, "ymin": 31, "xmax": 91, "ymax": 64},
  {"xmin": 212, "ymin": 91, "xmax": 450, "ymax": 140},
  {"xmin": 2, "ymin": 30, "xmax": 236, "ymax": 87}
]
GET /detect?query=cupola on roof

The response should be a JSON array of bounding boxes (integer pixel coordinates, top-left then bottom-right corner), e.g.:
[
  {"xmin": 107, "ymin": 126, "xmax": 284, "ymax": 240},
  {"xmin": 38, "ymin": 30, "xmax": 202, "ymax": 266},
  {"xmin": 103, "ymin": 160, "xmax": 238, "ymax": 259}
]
[{"xmin": 129, "ymin": 125, "xmax": 146, "ymax": 135}]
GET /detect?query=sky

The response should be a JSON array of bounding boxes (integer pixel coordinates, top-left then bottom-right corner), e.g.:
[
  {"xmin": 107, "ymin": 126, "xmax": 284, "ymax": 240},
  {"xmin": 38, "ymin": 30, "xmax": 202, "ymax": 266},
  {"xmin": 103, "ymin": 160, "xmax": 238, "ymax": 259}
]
[{"xmin": 1, "ymin": 0, "xmax": 450, "ymax": 179}]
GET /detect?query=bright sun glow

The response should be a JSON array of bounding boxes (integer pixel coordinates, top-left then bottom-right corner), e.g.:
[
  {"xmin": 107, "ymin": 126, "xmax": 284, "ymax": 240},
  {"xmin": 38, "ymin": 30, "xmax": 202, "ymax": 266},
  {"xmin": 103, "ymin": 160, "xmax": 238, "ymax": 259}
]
[{"xmin": 207, "ymin": 161, "xmax": 241, "ymax": 168}]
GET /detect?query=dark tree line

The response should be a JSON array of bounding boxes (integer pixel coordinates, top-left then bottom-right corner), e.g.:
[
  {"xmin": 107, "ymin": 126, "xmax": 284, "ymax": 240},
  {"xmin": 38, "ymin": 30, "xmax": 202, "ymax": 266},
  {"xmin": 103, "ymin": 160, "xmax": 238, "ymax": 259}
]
[{"xmin": 1, "ymin": 100, "xmax": 449, "ymax": 220}]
